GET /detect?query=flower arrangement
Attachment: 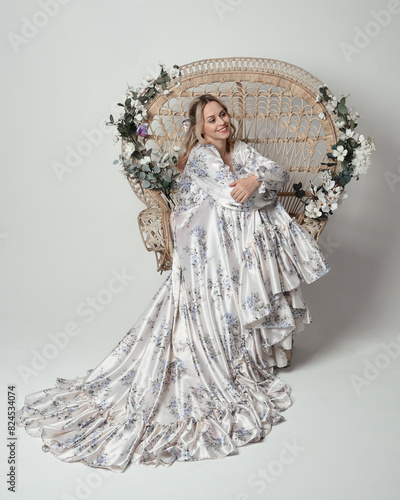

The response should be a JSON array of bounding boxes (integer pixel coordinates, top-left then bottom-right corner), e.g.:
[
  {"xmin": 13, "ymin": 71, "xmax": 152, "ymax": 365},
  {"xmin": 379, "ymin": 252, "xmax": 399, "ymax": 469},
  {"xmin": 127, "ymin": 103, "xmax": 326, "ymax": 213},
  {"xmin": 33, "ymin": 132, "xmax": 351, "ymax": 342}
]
[
  {"xmin": 293, "ymin": 84, "xmax": 376, "ymax": 219},
  {"xmin": 106, "ymin": 61, "xmax": 182, "ymax": 207},
  {"xmin": 107, "ymin": 65, "xmax": 375, "ymax": 220}
]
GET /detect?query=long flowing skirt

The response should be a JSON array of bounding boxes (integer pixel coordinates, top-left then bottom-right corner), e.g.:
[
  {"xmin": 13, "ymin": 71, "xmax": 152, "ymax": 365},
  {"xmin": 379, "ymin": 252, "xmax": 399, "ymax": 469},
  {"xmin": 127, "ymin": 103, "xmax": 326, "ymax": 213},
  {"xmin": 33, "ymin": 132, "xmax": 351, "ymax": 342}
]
[{"xmin": 16, "ymin": 199, "xmax": 331, "ymax": 471}]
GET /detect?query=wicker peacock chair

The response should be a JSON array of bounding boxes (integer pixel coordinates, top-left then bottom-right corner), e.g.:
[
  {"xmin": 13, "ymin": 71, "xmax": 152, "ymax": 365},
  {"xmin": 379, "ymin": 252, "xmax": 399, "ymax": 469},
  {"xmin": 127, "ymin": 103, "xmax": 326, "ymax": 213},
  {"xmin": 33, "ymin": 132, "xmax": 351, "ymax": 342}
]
[{"xmin": 122, "ymin": 56, "xmax": 340, "ymax": 365}]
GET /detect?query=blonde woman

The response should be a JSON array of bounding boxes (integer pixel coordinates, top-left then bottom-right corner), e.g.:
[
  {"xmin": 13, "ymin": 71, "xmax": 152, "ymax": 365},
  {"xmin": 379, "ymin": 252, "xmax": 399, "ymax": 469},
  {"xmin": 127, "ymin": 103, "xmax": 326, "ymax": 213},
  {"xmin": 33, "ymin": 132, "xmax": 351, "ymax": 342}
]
[{"xmin": 17, "ymin": 94, "xmax": 331, "ymax": 471}]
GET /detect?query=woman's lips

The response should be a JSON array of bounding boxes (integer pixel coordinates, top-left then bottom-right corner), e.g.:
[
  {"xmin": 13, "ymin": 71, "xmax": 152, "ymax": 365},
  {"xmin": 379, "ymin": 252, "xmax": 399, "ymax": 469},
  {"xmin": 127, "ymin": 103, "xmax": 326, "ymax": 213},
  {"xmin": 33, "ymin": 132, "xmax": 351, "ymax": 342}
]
[{"xmin": 218, "ymin": 126, "xmax": 228, "ymax": 132}]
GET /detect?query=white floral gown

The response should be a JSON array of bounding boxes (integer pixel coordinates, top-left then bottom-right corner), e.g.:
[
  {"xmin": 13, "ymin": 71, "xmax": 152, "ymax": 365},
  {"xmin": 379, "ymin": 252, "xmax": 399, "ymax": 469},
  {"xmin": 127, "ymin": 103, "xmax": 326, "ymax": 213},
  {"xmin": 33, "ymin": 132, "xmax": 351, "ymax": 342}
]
[{"xmin": 16, "ymin": 139, "xmax": 331, "ymax": 471}]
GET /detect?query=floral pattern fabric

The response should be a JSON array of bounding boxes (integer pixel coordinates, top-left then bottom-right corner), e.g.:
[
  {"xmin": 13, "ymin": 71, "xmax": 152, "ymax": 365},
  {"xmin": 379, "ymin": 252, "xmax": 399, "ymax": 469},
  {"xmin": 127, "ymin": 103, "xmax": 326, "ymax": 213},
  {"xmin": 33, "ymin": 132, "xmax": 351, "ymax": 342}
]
[{"xmin": 16, "ymin": 139, "xmax": 331, "ymax": 471}]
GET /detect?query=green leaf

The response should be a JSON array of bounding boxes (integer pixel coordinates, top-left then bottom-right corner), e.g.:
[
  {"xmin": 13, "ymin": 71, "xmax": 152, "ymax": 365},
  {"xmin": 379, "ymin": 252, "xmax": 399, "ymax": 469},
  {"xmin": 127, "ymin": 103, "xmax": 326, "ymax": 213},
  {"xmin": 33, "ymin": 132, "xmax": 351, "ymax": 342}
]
[
  {"xmin": 337, "ymin": 98, "xmax": 348, "ymax": 115},
  {"xmin": 142, "ymin": 180, "xmax": 150, "ymax": 188},
  {"xmin": 146, "ymin": 87, "xmax": 155, "ymax": 97}
]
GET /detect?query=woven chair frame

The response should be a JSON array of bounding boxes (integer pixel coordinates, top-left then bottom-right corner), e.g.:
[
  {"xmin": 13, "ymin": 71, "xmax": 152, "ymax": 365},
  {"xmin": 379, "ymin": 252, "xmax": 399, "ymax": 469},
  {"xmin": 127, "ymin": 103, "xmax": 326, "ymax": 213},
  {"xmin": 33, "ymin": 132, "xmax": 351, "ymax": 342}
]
[{"xmin": 122, "ymin": 56, "xmax": 339, "ymax": 273}]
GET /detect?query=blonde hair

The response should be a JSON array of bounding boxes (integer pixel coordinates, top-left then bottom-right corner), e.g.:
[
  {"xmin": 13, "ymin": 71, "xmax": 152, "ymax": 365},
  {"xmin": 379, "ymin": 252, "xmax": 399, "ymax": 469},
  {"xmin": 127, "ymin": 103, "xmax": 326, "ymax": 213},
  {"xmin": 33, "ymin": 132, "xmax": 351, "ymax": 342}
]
[{"xmin": 176, "ymin": 94, "xmax": 237, "ymax": 172}]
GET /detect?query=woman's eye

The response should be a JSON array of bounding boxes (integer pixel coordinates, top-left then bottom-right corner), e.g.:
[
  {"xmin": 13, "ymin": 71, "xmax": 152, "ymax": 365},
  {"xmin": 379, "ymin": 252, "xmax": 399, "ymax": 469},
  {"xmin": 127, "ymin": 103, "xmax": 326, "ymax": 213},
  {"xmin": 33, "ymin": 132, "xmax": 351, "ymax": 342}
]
[{"xmin": 210, "ymin": 112, "xmax": 226, "ymax": 123}]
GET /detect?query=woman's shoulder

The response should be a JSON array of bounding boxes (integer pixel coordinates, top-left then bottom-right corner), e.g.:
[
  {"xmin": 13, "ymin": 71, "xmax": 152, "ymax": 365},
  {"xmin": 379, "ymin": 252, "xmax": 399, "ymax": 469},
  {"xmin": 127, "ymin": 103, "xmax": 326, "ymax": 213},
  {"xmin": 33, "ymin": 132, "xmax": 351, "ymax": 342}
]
[{"xmin": 188, "ymin": 141, "xmax": 219, "ymax": 161}]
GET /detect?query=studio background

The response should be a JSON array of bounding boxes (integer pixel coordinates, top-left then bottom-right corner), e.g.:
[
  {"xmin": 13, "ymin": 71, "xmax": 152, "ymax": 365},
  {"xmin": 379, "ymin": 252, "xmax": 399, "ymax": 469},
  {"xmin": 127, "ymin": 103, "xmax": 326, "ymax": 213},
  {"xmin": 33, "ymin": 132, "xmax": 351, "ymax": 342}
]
[{"xmin": 1, "ymin": 0, "xmax": 399, "ymax": 499}]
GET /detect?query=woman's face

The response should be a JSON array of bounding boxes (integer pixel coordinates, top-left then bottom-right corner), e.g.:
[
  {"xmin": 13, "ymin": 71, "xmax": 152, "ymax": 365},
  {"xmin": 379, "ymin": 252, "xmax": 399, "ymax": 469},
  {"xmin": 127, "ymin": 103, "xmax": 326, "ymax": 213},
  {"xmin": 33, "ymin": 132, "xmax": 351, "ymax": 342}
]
[{"xmin": 201, "ymin": 101, "xmax": 231, "ymax": 145}]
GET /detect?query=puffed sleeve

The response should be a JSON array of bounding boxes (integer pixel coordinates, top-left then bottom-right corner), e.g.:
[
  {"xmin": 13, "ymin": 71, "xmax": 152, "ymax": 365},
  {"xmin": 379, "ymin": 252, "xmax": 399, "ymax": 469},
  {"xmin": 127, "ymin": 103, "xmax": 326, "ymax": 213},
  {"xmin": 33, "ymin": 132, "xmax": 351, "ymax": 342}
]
[
  {"xmin": 241, "ymin": 143, "xmax": 290, "ymax": 197},
  {"xmin": 186, "ymin": 143, "xmax": 252, "ymax": 210}
]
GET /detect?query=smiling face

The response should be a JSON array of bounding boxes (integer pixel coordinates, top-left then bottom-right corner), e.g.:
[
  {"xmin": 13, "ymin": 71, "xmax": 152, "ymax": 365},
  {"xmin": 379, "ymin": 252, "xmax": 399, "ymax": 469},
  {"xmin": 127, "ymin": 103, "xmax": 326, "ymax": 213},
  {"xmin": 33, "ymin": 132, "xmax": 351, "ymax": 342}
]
[{"xmin": 201, "ymin": 100, "xmax": 231, "ymax": 145}]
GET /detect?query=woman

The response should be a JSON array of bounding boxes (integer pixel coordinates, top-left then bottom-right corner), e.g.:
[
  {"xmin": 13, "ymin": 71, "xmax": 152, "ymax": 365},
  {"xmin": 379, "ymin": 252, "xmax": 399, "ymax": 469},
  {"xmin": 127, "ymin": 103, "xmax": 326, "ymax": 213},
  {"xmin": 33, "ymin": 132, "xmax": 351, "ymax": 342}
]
[{"xmin": 16, "ymin": 94, "xmax": 331, "ymax": 471}]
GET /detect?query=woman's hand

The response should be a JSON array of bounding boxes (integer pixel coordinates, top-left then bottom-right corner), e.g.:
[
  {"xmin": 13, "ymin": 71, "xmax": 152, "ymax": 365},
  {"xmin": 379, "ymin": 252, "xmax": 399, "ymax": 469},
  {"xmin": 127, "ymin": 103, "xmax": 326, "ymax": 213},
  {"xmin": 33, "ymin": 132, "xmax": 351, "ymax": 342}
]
[{"xmin": 228, "ymin": 175, "xmax": 261, "ymax": 203}]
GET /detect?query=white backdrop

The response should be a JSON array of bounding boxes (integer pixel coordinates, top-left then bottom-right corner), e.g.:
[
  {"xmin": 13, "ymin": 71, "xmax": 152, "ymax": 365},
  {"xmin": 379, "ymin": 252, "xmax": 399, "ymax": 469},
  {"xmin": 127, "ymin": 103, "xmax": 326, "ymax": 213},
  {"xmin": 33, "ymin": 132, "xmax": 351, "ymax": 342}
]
[{"xmin": 1, "ymin": 0, "xmax": 399, "ymax": 499}]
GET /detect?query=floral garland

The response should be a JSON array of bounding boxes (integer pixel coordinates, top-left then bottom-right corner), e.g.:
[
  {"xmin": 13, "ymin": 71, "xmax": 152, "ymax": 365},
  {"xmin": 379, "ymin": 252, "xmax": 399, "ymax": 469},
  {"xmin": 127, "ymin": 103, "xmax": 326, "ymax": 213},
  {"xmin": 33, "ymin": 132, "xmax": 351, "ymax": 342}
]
[
  {"xmin": 293, "ymin": 84, "xmax": 376, "ymax": 219},
  {"xmin": 107, "ymin": 65, "xmax": 375, "ymax": 220},
  {"xmin": 106, "ymin": 61, "xmax": 182, "ymax": 206}
]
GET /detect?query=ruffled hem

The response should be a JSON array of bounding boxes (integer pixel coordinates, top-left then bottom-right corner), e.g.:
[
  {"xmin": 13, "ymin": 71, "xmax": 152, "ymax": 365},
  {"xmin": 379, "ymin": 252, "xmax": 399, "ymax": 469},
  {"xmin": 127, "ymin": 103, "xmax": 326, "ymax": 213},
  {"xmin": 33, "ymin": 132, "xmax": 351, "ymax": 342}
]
[
  {"xmin": 238, "ymin": 211, "xmax": 331, "ymax": 331},
  {"xmin": 16, "ymin": 361, "xmax": 291, "ymax": 471}
]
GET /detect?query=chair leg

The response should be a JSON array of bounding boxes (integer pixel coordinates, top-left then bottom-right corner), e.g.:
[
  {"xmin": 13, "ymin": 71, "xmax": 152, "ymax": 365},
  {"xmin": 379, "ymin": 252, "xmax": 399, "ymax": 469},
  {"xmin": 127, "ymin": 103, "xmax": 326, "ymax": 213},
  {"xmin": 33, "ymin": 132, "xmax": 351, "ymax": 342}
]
[{"xmin": 283, "ymin": 336, "xmax": 294, "ymax": 367}]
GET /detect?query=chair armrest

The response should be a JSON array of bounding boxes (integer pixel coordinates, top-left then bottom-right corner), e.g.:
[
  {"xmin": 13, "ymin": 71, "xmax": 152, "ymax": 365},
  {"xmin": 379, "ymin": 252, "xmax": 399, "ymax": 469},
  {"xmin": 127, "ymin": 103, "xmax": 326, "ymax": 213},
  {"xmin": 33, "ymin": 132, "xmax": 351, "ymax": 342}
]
[{"xmin": 298, "ymin": 214, "xmax": 328, "ymax": 243}]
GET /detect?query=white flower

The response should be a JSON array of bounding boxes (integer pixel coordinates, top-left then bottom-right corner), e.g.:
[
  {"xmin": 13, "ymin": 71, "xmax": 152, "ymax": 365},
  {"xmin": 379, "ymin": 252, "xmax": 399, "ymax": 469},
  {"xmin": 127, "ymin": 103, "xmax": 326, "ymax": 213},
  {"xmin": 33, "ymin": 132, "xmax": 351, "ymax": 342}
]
[
  {"xmin": 144, "ymin": 74, "xmax": 154, "ymax": 82},
  {"xmin": 163, "ymin": 89, "xmax": 171, "ymax": 95},
  {"xmin": 326, "ymin": 97, "xmax": 338, "ymax": 112},
  {"xmin": 315, "ymin": 94, "xmax": 322, "ymax": 102},
  {"xmin": 344, "ymin": 128, "xmax": 355, "ymax": 138},
  {"xmin": 351, "ymin": 137, "xmax": 375, "ymax": 176},
  {"xmin": 327, "ymin": 201, "xmax": 338, "ymax": 211},
  {"xmin": 332, "ymin": 145, "xmax": 348, "ymax": 162},
  {"xmin": 347, "ymin": 107, "xmax": 359, "ymax": 121},
  {"xmin": 305, "ymin": 201, "xmax": 322, "ymax": 218},
  {"xmin": 139, "ymin": 156, "xmax": 151, "ymax": 165},
  {"xmin": 319, "ymin": 112, "xmax": 326, "ymax": 120},
  {"xmin": 173, "ymin": 145, "xmax": 180, "ymax": 152},
  {"xmin": 316, "ymin": 191, "xmax": 328, "ymax": 209},
  {"xmin": 169, "ymin": 67, "xmax": 180, "ymax": 78},
  {"xmin": 320, "ymin": 170, "xmax": 332, "ymax": 184},
  {"xmin": 325, "ymin": 189, "xmax": 337, "ymax": 202},
  {"xmin": 335, "ymin": 118, "xmax": 346, "ymax": 128},
  {"xmin": 323, "ymin": 179, "xmax": 336, "ymax": 191}
]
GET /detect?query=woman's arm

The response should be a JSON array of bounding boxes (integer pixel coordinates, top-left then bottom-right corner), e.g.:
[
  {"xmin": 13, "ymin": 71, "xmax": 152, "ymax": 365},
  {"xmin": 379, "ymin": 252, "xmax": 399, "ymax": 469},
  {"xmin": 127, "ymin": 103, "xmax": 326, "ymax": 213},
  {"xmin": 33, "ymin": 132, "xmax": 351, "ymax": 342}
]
[
  {"xmin": 241, "ymin": 143, "xmax": 290, "ymax": 197},
  {"xmin": 186, "ymin": 144, "xmax": 253, "ymax": 210}
]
